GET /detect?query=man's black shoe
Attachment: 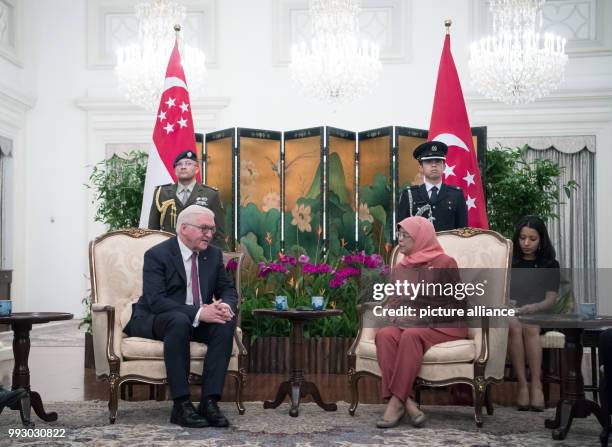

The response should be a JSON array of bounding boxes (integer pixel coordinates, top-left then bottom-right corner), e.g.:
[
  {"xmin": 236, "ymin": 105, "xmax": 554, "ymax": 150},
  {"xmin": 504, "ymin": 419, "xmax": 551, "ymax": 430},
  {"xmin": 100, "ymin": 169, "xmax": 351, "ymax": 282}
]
[
  {"xmin": 170, "ymin": 401, "xmax": 209, "ymax": 428},
  {"xmin": 198, "ymin": 399, "xmax": 229, "ymax": 427},
  {"xmin": 0, "ymin": 387, "xmax": 27, "ymax": 413}
]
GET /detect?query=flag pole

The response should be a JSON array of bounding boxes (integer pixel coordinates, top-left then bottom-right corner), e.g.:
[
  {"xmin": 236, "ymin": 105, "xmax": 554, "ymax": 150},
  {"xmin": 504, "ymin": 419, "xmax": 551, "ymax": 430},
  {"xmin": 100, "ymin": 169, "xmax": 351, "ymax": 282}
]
[
  {"xmin": 174, "ymin": 23, "xmax": 181, "ymax": 41},
  {"xmin": 445, "ymin": 19, "xmax": 452, "ymax": 34}
]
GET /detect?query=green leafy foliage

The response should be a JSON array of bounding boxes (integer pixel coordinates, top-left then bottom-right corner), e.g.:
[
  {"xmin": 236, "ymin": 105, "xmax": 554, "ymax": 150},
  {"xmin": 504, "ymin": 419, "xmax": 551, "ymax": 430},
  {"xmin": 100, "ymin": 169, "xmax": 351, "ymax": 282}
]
[
  {"xmin": 485, "ymin": 145, "xmax": 578, "ymax": 238},
  {"xmin": 86, "ymin": 151, "xmax": 148, "ymax": 231}
]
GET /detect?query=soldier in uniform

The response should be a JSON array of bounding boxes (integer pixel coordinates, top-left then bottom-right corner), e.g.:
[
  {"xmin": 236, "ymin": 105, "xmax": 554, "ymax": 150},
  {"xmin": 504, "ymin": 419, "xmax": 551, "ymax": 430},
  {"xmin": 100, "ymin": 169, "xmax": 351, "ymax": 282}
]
[
  {"xmin": 149, "ymin": 150, "xmax": 226, "ymax": 248},
  {"xmin": 396, "ymin": 141, "xmax": 468, "ymax": 232}
]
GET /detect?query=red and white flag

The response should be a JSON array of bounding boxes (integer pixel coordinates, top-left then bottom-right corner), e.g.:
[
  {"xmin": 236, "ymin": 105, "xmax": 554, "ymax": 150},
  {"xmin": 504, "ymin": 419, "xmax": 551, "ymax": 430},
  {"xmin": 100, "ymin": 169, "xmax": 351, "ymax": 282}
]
[
  {"xmin": 139, "ymin": 39, "xmax": 198, "ymax": 227},
  {"xmin": 428, "ymin": 33, "xmax": 488, "ymax": 229}
]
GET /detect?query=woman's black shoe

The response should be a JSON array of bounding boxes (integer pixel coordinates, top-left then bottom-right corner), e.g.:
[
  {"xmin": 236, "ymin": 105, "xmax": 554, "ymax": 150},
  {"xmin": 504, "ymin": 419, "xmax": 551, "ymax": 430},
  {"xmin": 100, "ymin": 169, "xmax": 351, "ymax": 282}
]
[{"xmin": 170, "ymin": 401, "xmax": 209, "ymax": 428}]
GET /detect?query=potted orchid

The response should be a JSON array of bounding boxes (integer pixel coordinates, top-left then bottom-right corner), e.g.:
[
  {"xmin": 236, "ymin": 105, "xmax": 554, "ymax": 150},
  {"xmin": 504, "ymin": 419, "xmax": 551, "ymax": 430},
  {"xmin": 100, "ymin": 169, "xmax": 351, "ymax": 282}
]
[{"xmin": 237, "ymin": 249, "xmax": 388, "ymax": 373}]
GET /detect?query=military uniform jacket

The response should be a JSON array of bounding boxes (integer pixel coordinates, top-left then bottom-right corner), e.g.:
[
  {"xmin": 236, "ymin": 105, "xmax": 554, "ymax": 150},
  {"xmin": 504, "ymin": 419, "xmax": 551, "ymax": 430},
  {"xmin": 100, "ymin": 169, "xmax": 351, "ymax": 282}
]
[
  {"xmin": 148, "ymin": 182, "xmax": 226, "ymax": 248},
  {"xmin": 396, "ymin": 183, "xmax": 468, "ymax": 231}
]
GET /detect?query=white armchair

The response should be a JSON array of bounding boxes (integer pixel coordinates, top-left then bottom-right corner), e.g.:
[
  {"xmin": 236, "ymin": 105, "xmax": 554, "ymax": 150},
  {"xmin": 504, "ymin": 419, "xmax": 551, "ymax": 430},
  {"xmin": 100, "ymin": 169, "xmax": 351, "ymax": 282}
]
[
  {"xmin": 347, "ymin": 227, "xmax": 512, "ymax": 426},
  {"xmin": 89, "ymin": 229, "xmax": 247, "ymax": 423}
]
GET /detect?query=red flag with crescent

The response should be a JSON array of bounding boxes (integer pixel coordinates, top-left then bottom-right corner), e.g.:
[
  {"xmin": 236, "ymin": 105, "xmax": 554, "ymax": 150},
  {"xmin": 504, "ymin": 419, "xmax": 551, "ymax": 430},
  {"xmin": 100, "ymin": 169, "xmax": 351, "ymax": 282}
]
[{"xmin": 428, "ymin": 34, "xmax": 488, "ymax": 229}]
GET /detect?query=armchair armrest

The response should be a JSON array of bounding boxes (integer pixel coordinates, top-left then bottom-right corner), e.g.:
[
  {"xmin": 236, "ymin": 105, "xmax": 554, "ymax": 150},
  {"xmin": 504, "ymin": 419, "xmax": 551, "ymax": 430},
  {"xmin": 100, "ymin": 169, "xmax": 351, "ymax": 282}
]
[
  {"xmin": 475, "ymin": 314, "xmax": 510, "ymax": 381},
  {"xmin": 92, "ymin": 304, "xmax": 121, "ymax": 378},
  {"xmin": 348, "ymin": 303, "xmax": 378, "ymax": 357},
  {"xmin": 233, "ymin": 328, "xmax": 248, "ymax": 357}
]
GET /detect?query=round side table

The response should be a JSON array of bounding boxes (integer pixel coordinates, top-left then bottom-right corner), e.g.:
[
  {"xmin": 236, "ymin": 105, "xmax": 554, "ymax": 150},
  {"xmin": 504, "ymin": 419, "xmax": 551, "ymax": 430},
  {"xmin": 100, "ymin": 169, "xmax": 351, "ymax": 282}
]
[
  {"xmin": 0, "ymin": 312, "xmax": 73, "ymax": 426},
  {"xmin": 252, "ymin": 308, "xmax": 343, "ymax": 417}
]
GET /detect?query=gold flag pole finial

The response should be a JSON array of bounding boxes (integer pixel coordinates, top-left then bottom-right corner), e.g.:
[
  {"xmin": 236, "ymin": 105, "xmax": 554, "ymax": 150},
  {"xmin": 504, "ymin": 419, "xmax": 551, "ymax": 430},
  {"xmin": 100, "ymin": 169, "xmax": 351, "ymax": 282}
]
[{"xmin": 445, "ymin": 19, "xmax": 452, "ymax": 34}]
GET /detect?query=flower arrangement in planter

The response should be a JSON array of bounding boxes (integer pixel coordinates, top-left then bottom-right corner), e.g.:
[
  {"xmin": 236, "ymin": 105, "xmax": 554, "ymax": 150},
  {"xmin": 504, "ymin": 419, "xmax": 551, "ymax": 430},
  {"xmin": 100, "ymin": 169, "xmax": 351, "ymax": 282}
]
[{"xmin": 237, "ymin": 249, "xmax": 389, "ymax": 341}]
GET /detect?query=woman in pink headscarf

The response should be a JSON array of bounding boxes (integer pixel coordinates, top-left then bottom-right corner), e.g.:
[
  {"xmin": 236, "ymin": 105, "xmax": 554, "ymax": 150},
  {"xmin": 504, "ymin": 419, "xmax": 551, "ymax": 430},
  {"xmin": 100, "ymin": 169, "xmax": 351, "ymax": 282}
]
[{"xmin": 375, "ymin": 216, "xmax": 468, "ymax": 428}]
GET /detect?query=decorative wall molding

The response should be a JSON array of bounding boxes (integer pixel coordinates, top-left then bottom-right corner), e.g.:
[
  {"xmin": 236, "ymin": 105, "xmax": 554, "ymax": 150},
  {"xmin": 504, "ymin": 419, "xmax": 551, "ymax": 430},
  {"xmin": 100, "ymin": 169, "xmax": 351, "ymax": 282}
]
[
  {"xmin": 489, "ymin": 135, "xmax": 596, "ymax": 153},
  {"xmin": 0, "ymin": 0, "xmax": 22, "ymax": 66},
  {"xmin": 272, "ymin": 0, "xmax": 412, "ymax": 66},
  {"xmin": 470, "ymin": 0, "xmax": 612, "ymax": 57},
  {"xmin": 86, "ymin": 0, "xmax": 217, "ymax": 69},
  {"xmin": 467, "ymin": 88, "xmax": 612, "ymax": 133},
  {"xmin": 0, "ymin": 81, "xmax": 35, "ymax": 139}
]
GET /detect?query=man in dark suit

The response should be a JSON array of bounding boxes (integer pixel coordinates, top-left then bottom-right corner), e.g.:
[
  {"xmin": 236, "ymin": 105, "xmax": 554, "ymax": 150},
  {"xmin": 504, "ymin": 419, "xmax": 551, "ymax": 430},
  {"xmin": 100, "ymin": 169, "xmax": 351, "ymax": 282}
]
[
  {"xmin": 396, "ymin": 141, "xmax": 468, "ymax": 231},
  {"xmin": 148, "ymin": 150, "xmax": 226, "ymax": 248},
  {"xmin": 125, "ymin": 205, "xmax": 236, "ymax": 428}
]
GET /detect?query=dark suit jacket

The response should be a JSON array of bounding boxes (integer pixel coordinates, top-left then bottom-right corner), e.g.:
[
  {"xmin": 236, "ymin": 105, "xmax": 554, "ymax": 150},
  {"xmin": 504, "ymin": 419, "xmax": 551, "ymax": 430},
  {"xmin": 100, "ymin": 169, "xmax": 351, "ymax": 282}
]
[
  {"xmin": 396, "ymin": 183, "xmax": 468, "ymax": 231},
  {"xmin": 123, "ymin": 237, "xmax": 237, "ymax": 340}
]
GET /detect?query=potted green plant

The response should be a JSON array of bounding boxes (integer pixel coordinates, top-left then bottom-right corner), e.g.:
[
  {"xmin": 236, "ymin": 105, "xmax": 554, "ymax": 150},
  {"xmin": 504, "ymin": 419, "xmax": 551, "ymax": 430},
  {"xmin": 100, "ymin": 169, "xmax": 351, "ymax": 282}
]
[
  {"xmin": 485, "ymin": 145, "xmax": 578, "ymax": 238},
  {"xmin": 82, "ymin": 150, "xmax": 148, "ymax": 367},
  {"xmin": 87, "ymin": 151, "xmax": 149, "ymax": 230}
]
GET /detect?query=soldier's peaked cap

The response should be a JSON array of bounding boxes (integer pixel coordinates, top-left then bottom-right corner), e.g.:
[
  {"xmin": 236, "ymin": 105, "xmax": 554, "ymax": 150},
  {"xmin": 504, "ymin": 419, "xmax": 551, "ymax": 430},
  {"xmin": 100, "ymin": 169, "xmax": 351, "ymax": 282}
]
[{"xmin": 413, "ymin": 141, "xmax": 448, "ymax": 161}]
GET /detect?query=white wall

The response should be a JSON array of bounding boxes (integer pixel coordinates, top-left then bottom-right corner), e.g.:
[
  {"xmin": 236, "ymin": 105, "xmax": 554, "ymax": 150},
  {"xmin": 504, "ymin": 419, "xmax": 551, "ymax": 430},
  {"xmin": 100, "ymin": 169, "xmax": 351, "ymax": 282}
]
[{"xmin": 0, "ymin": 0, "xmax": 610, "ymax": 316}]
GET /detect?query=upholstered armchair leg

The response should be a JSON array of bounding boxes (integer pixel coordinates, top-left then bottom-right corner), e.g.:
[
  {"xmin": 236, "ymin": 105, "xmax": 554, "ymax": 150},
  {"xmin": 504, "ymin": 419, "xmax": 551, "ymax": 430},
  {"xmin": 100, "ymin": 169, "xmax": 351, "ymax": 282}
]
[
  {"xmin": 348, "ymin": 371, "xmax": 360, "ymax": 416},
  {"xmin": 484, "ymin": 385, "xmax": 494, "ymax": 415},
  {"xmin": 234, "ymin": 370, "xmax": 247, "ymax": 415},
  {"xmin": 108, "ymin": 376, "xmax": 120, "ymax": 424},
  {"xmin": 473, "ymin": 385, "xmax": 484, "ymax": 428}
]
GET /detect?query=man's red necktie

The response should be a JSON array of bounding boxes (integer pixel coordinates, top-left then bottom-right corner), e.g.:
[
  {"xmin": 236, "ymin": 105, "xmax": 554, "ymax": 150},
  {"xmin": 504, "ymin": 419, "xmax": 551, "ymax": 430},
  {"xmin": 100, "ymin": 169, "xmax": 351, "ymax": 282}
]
[{"xmin": 191, "ymin": 252, "xmax": 201, "ymax": 307}]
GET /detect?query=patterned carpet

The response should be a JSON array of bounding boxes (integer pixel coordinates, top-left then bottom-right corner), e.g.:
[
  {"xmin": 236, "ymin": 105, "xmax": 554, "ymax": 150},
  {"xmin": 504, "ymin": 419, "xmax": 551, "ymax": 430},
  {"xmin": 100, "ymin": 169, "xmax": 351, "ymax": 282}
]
[{"xmin": 0, "ymin": 400, "xmax": 603, "ymax": 446}]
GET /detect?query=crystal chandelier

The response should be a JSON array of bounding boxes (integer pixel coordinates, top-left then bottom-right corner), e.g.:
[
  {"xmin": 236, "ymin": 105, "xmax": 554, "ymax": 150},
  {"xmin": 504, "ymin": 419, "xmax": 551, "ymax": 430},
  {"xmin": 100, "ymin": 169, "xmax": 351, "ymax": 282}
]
[
  {"xmin": 289, "ymin": 0, "xmax": 381, "ymax": 106},
  {"xmin": 115, "ymin": 0, "xmax": 206, "ymax": 111},
  {"xmin": 469, "ymin": 0, "xmax": 567, "ymax": 105}
]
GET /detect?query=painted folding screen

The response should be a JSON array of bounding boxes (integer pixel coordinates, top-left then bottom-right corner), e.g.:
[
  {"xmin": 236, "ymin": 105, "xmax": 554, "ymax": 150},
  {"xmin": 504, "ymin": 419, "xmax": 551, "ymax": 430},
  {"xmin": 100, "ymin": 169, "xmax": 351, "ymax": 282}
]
[
  {"xmin": 326, "ymin": 127, "xmax": 357, "ymax": 256},
  {"xmin": 357, "ymin": 127, "xmax": 393, "ymax": 255},
  {"xmin": 283, "ymin": 127, "xmax": 324, "ymax": 258},
  {"xmin": 236, "ymin": 128, "xmax": 282, "ymax": 262},
  {"xmin": 204, "ymin": 129, "xmax": 235, "ymax": 249}
]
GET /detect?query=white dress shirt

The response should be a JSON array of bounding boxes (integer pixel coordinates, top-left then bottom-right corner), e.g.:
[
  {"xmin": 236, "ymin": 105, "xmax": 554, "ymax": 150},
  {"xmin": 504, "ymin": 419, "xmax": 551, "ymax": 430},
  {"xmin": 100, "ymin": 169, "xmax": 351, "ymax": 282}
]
[
  {"xmin": 424, "ymin": 180, "xmax": 443, "ymax": 199},
  {"xmin": 177, "ymin": 237, "xmax": 203, "ymax": 327},
  {"xmin": 177, "ymin": 237, "xmax": 234, "ymax": 327}
]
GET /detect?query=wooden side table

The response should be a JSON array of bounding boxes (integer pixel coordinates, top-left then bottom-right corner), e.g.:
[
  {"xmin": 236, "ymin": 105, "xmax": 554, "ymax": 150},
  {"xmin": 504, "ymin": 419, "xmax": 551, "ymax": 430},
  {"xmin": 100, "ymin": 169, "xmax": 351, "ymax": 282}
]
[
  {"xmin": 519, "ymin": 314, "xmax": 612, "ymax": 441},
  {"xmin": 252, "ymin": 308, "xmax": 343, "ymax": 417},
  {"xmin": 0, "ymin": 312, "xmax": 73, "ymax": 426}
]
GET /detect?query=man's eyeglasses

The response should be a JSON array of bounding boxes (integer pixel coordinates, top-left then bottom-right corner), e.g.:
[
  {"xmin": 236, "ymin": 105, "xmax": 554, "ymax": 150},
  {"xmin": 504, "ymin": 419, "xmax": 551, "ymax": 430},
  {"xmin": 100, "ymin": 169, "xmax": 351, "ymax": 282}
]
[
  {"xmin": 395, "ymin": 231, "xmax": 410, "ymax": 241},
  {"xmin": 185, "ymin": 223, "xmax": 216, "ymax": 234}
]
